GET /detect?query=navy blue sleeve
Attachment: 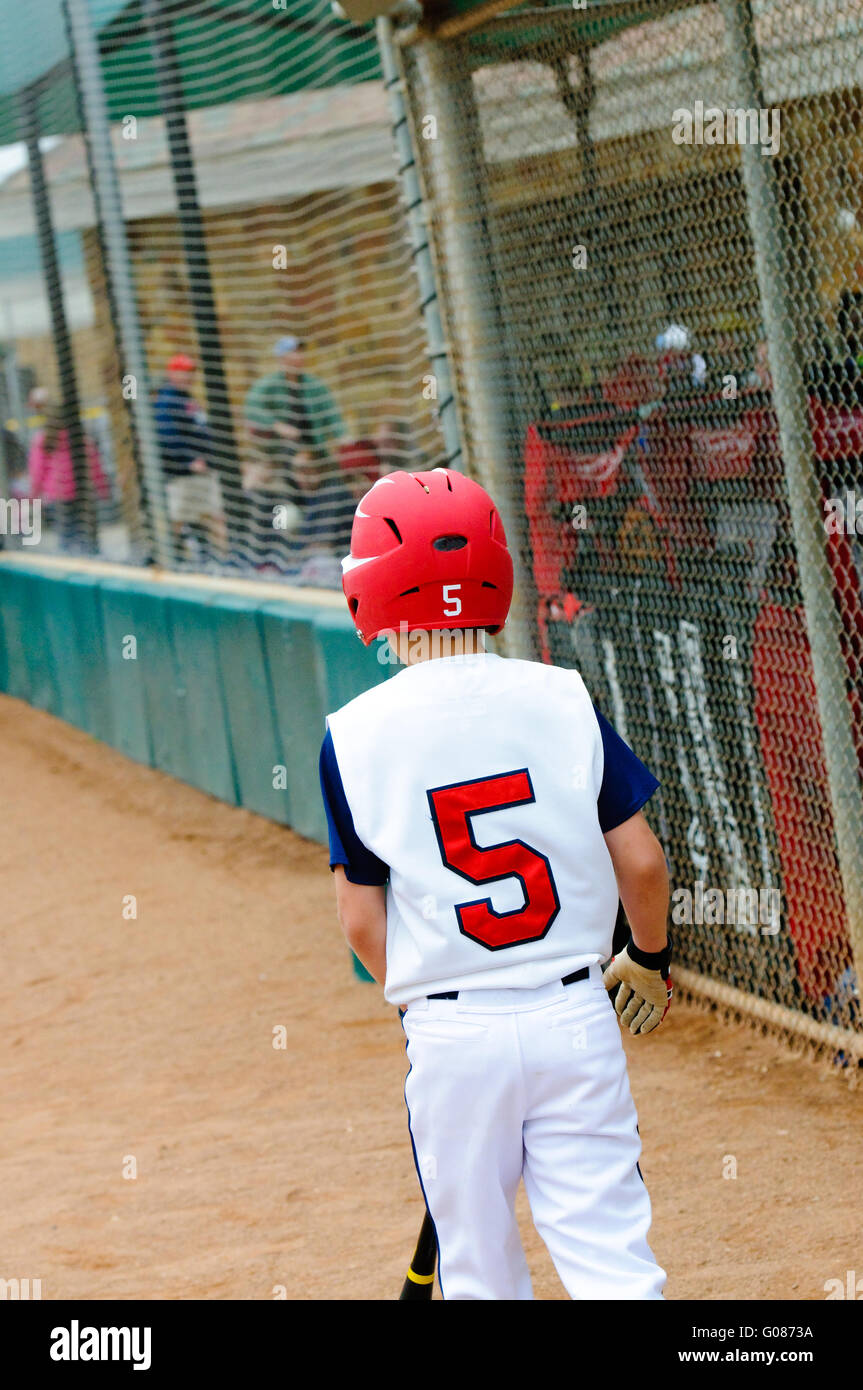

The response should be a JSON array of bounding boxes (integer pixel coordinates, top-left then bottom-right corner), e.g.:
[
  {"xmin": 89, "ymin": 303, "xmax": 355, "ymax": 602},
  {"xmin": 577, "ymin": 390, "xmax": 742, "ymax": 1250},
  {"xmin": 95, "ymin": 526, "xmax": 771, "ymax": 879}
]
[
  {"xmin": 319, "ymin": 728, "xmax": 389, "ymax": 885},
  {"xmin": 593, "ymin": 705, "xmax": 660, "ymax": 833}
]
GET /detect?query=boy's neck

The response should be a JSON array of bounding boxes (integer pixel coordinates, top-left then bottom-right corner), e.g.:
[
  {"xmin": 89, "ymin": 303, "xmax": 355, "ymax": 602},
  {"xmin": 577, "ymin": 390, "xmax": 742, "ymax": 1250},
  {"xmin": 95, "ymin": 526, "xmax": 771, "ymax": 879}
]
[{"xmin": 395, "ymin": 629, "xmax": 487, "ymax": 666}]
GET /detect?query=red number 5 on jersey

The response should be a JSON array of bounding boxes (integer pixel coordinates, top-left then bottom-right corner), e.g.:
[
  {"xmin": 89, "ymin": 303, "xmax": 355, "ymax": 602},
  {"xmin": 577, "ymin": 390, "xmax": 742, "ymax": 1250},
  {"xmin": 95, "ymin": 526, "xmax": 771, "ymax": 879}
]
[{"xmin": 427, "ymin": 769, "xmax": 560, "ymax": 951}]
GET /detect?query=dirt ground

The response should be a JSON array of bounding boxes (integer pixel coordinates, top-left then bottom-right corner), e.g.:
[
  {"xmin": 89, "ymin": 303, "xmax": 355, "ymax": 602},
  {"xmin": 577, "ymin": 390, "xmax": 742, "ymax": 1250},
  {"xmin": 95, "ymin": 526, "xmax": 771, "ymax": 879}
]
[{"xmin": 2, "ymin": 693, "xmax": 861, "ymax": 1302}]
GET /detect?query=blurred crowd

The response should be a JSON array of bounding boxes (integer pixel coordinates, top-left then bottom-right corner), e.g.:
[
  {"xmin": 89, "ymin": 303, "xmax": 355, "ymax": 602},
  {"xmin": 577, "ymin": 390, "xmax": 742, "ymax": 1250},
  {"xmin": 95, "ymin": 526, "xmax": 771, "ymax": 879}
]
[
  {"xmin": 10, "ymin": 332, "xmax": 423, "ymax": 576},
  {"xmin": 151, "ymin": 333, "xmax": 422, "ymax": 582},
  {"xmin": 13, "ymin": 294, "xmax": 863, "ymax": 576}
]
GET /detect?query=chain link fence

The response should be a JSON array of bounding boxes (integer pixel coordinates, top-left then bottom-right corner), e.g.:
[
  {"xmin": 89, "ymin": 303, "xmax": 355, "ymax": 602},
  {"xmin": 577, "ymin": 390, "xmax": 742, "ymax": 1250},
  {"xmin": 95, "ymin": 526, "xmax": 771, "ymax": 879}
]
[
  {"xmin": 2, "ymin": 0, "xmax": 863, "ymax": 1059},
  {"xmin": 397, "ymin": 0, "xmax": 863, "ymax": 1058},
  {"xmin": 0, "ymin": 0, "xmax": 446, "ymax": 580}
]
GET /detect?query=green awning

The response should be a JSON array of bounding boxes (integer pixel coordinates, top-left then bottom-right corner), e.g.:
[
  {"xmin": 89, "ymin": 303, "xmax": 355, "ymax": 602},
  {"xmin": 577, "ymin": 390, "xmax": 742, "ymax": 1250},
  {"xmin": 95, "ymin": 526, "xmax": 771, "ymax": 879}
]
[
  {"xmin": 0, "ymin": 0, "xmax": 381, "ymax": 147},
  {"xmin": 424, "ymin": 0, "xmax": 692, "ymax": 43},
  {"xmin": 0, "ymin": 0, "xmax": 704, "ymax": 150}
]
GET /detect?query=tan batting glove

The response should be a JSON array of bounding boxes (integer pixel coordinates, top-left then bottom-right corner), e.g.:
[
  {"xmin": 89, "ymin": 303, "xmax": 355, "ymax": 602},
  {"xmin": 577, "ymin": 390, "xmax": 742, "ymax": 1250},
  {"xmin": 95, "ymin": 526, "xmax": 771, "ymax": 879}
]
[{"xmin": 602, "ymin": 935, "xmax": 673, "ymax": 1035}]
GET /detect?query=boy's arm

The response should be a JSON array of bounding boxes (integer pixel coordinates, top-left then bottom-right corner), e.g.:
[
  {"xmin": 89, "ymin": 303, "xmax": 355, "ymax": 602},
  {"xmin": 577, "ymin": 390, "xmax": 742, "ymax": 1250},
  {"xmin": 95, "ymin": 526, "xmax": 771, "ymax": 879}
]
[
  {"xmin": 333, "ymin": 867, "xmax": 387, "ymax": 984},
  {"xmin": 320, "ymin": 729, "xmax": 389, "ymax": 988},
  {"xmin": 602, "ymin": 810, "xmax": 672, "ymax": 1035},
  {"xmin": 602, "ymin": 810, "xmax": 669, "ymax": 953}
]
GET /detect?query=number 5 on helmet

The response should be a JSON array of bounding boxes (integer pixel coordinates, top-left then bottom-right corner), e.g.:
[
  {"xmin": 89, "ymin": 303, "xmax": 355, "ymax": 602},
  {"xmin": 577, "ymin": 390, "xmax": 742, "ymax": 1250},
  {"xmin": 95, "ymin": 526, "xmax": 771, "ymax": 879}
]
[{"xmin": 341, "ymin": 468, "xmax": 513, "ymax": 644}]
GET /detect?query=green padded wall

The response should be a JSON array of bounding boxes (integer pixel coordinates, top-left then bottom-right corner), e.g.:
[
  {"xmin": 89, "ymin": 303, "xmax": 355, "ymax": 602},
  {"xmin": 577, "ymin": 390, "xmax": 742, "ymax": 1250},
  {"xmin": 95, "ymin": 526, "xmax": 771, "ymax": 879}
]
[
  {"xmin": 209, "ymin": 593, "xmax": 292, "ymax": 825},
  {"xmin": 0, "ymin": 574, "xmax": 7, "ymax": 693},
  {"xmin": 164, "ymin": 587, "xmax": 238, "ymax": 806},
  {"xmin": 14, "ymin": 569, "xmax": 63, "ymax": 717},
  {"xmin": 313, "ymin": 608, "xmax": 391, "ymax": 716},
  {"xmin": 99, "ymin": 576, "xmax": 156, "ymax": 766},
  {"xmin": 41, "ymin": 566, "xmax": 92, "ymax": 730},
  {"xmin": 60, "ymin": 573, "xmax": 112, "ymax": 743},
  {"xmin": 130, "ymin": 588, "xmax": 196, "ymax": 785},
  {"xmin": 260, "ymin": 603, "xmax": 327, "ymax": 843},
  {"xmin": 0, "ymin": 562, "xmax": 389, "ymax": 849},
  {"xmin": 0, "ymin": 566, "xmax": 34, "ymax": 703}
]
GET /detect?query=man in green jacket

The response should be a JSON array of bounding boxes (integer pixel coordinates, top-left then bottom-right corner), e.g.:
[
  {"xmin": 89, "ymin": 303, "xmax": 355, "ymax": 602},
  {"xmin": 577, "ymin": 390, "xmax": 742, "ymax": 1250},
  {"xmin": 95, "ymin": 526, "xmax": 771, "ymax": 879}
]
[
  {"xmin": 242, "ymin": 335, "xmax": 345, "ymax": 567},
  {"xmin": 243, "ymin": 336, "xmax": 342, "ymax": 476}
]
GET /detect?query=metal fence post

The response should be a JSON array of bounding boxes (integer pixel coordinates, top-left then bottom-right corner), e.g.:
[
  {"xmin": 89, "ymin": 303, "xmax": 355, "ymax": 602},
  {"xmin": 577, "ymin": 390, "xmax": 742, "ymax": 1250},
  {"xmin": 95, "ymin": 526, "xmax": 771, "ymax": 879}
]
[
  {"xmin": 409, "ymin": 36, "xmax": 536, "ymax": 659},
  {"xmin": 0, "ymin": 411, "xmax": 9, "ymax": 512},
  {"xmin": 720, "ymin": 0, "xmax": 863, "ymax": 988},
  {"xmin": 3, "ymin": 349, "xmax": 29, "ymax": 454},
  {"xmin": 63, "ymin": 0, "xmax": 173, "ymax": 569},
  {"xmin": 2, "ymin": 348, "xmax": 27, "ymax": 511},
  {"xmin": 376, "ymin": 16, "xmax": 463, "ymax": 475},
  {"xmin": 142, "ymin": 0, "xmax": 243, "ymax": 554},
  {"xmin": 19, "ymin": 83, "xmax": 96, "ymax": 553}
]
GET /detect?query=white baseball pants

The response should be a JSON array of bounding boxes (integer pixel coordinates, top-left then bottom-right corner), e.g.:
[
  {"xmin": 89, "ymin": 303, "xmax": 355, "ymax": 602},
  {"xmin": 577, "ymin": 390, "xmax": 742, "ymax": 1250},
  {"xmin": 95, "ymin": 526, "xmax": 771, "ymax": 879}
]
[{"xmin": 402, "ymin": 964, "xmax": 666, "ymax": 1300}]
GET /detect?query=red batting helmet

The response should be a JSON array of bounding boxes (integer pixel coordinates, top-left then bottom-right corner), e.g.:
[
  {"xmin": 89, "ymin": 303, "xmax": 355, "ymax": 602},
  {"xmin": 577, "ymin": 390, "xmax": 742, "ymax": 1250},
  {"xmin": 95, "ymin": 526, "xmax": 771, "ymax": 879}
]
[{"xmin": 342, "ymin": 468, "xmax": 513, "ymax": 645}]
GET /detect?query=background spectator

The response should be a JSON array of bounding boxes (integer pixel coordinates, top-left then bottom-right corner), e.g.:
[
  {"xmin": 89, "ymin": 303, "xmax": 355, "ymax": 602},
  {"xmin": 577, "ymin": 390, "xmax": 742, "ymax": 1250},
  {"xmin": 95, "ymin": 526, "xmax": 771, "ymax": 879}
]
[
  {"xmin": 371, "ymin": 417, "xmax": 419, "ymax": 475},
  {"xmin": 336, "ymin": 437, "xmax": 382, "ymax": 498},
  {"xmin": 242, "ymin": 335, "xmax": 344, "ymax": 569},
  {"xmin": 836, "ymin": 291, "xmax": 863, "ymax": 404},
  {"xmin": 27, "ymin": 393, "xmax": 110, "ymax": 553},
  {"xmin": 154, "ymin": 354, "xmax": 224, "ymax": 564},
  {"xmin": 281, "ymin": 445, "xmax": 356, "ymax": 583},
  {"xmin": 654, "ymin": 322, "xmax": 707, "ymax": 394},
  {"xmin": 243, "ymin": 335, "xmax": 343, "ymax": 473}
]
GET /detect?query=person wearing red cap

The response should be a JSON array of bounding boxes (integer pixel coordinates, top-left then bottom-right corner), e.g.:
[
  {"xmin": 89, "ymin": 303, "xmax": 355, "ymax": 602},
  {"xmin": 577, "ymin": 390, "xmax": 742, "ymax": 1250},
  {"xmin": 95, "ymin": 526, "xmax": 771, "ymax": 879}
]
[
  {"xmin": 154, "ymin": 354, "xmax": 223, "ymax": 563},
  {"xmin": 166, "ymin": 352, "xmax": 196, "ymax": 374}
]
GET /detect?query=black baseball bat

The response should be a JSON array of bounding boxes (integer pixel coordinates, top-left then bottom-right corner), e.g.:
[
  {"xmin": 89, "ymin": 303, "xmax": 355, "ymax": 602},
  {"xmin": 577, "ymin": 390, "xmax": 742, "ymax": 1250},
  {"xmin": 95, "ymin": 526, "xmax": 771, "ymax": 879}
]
[{"xmin": 398, "ymin": 1209, "xmax": 437, "ymax": 1300}]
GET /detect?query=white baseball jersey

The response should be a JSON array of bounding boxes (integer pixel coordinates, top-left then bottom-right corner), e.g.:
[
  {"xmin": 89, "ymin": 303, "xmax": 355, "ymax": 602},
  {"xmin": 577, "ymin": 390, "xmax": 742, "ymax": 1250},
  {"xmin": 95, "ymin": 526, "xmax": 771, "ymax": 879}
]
[{"xmin": 320, "ymin": 651, "xmax": 658, "ymax": 1006}]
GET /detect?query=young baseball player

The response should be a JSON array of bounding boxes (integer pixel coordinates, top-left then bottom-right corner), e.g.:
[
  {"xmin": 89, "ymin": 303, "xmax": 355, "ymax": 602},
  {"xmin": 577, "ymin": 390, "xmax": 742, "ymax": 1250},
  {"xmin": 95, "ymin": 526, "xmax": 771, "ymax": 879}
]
[{"xmin": 319, "ymin": 468, "xmax": 671, "ymax": 1300}]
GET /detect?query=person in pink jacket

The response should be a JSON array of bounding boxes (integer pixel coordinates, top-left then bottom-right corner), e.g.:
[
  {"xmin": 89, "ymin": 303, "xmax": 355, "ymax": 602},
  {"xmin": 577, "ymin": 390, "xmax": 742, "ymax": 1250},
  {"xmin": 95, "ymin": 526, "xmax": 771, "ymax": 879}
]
[{"xmin": 27, "ymin": 395, "xmax": 111, "ymax": 552}]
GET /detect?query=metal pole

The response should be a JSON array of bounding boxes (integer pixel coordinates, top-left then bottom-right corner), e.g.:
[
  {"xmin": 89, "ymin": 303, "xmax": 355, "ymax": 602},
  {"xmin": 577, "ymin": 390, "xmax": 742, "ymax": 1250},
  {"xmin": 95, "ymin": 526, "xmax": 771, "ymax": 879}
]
[
  {"xmin": 0, "ymin": 408, "xmax": 9, "ymax": 511},
  {"xmin": 377, "ymin": 16, "xmax": 463, "ymax": 475},
  {"xmin": 0, "ymin": 346, "xmax": 22, "ymax": 512},
  {"xmin": 4, "ymin": 344, "xmax": 29, "ymax": 451},
  {"xmin": 19, "ymin": 83, "xmax": 96, "ymax": 552},
  {"xmin": 552, "ymin": 46, "xmax": 620, "ymax": 345},
  {"xmin": 720, "ymin": 0, "xmax": 863, "ymax": 988},
  {"xmin": 63, "ymin": 0, "xmax": 173, "ymax": 569},
  {"xmin": 142, "ymin": 0, "xmax": 243, "ymax": 548},
  {"xmin": 409, "ymin": 37, "xmax": 535, "ymax": 658}
]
